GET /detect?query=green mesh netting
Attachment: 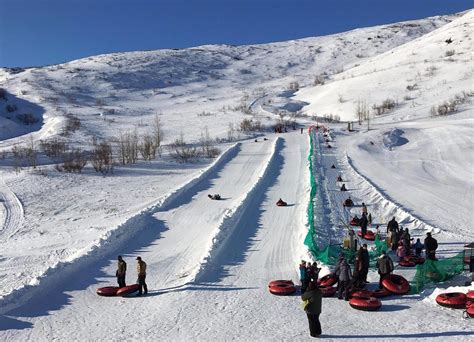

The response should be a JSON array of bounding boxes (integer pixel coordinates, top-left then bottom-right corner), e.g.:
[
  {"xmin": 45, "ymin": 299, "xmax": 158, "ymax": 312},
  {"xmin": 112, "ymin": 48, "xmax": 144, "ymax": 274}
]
[
  {"xmin": 304, "ymin": 128, "xmax": 389, "ymax": 267},
  {"xmin": 409, "ymin": 252, "xmax": 465, "ymax": 294}
]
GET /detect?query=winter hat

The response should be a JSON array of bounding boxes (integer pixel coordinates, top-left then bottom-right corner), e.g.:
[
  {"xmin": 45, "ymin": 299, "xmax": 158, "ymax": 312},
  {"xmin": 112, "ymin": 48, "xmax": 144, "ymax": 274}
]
[{"xmin": 136, "ymin": 256, "xmax": 142, "ymax": 261}]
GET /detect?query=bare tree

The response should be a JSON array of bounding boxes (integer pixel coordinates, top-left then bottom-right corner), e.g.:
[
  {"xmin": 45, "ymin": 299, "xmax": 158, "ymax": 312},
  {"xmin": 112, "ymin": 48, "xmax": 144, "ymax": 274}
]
[
  {"xmin": 91, "ymin": 138, "xmax": 114, "ymax": 175},
  {"xmin": 138, "ymin": 133, "xmax": 157, "ymax": 161},
  {"xmin": 169, "ymin": 132, "xmax": 198, "ymax": 163},
  {"xmin": 152, "ymin": 114, "xmax": 164, "ymax": 156},
  {"xmin": 200, "ymin": 126, "xmax": 220, "ymax": 158}
]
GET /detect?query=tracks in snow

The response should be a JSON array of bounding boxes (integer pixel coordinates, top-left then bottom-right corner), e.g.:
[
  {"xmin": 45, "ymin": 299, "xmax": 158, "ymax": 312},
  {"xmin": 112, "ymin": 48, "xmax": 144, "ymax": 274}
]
[{"xmin": 0, "ymin": 177, "xmax": 25, "ymax": 241}]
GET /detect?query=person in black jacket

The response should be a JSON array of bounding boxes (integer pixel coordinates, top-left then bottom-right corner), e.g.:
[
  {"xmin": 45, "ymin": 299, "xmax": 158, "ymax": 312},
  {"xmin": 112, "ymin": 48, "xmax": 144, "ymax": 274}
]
[
  {"xmin": 301, "ymin": 282, "xmax": 322, "ymax": 338},
  {"xmin": 386, "ymin": 217, "xmax": 399, "ymax": 249},
  {"xmin": 424, "ymin": 232, "xmax": 438, "ymax": 260},
  {"xmin": 360, "ymin": 213, "xmax": 368, "ymax": 236}
]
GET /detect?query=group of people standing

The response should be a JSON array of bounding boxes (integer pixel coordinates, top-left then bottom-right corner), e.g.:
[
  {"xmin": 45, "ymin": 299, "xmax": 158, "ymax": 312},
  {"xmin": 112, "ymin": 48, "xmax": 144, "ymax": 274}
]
[
  {"xmin": 115, "ymin": 255, "xmax": 148, "ymax": 296},
  {"xmin": 299, "ymin": 260, "xmax": 321, "ymax": 293}
]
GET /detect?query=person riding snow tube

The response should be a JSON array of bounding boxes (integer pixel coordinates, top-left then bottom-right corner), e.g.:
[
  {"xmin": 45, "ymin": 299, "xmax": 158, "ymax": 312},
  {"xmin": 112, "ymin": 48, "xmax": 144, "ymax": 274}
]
[
  {"xmin": 276, "ymin": 198, "xmax": 287, "ymax": 207},
  {"xmin": 343, "ymin": 197, "xmax": 354, "ymax": 207},
  {"xmin": 340, "ymin": 184, "xmax": 347, "ymax": 191},
  {"xmin": 208, "ymin": 194, "xmax": 221, "ymax": 200},
  {"xmin": 337, "ymin": 175, "xmax": 343, "ymax": 182}
]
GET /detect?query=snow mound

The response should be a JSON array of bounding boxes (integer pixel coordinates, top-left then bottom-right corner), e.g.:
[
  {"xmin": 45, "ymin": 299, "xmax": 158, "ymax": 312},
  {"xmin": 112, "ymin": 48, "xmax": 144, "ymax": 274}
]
[{"xmin": 383, "ymin": 128, "xmax": 409, "ymax": 149}]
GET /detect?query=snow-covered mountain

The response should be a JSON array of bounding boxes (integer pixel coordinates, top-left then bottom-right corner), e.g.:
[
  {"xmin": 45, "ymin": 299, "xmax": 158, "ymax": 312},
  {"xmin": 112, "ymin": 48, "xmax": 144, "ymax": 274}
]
[{"xmin": 0, "ymin": 10, "xmax": 472, "ymax": 341}]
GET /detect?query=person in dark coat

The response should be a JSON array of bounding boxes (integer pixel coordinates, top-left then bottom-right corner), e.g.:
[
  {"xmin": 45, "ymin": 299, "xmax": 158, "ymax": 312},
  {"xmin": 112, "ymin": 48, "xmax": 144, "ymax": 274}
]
[
  {"xmin": 424, "ymin": 232, "xmax": 438, "ymax": 260},
  {"xmin": 376, "ymin": 251, "xmax": 394, "ymax": 289},
  {"xmin": 386, "ymin": 217, "xmax": 399, "ymax": 248},
  {"xmin": 301, "ymin": 282, "xmax": 323, "ymax": 338},
  {"xmin": 401, "ymin": 228, "xmax": 412, "ymax": 256},
  {"xmin": 352, "ymin": 252, "xmax": 364, "ymax": 289},
  {"xmin": 116, "ymin": 255, "xmax": 127, "ymax": 288},
  {"xmin": 360, "ymin": 212, "xmax": 368, "ymax": 236},
  {"xmin": 334, "ymin": 256, "xmax": 352, "ymax": 300},
  {"xmin": 361, "ymin": 244, "xmax": 370, "ymax": 283}
]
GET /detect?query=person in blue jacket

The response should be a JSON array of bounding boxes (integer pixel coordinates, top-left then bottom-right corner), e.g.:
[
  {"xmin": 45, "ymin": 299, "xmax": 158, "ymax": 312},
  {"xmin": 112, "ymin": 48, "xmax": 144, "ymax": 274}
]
[{"xmin": 299, "ymin": 260, "xmax": 308, "ymax": 293}]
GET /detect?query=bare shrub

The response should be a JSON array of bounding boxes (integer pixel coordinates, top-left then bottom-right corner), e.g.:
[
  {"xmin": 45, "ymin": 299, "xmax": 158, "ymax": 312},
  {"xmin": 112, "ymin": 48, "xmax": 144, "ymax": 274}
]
[
  {"xmin": 425, "ymin": 66, "xmax": 437, "ymax": 77},
  {"xmin": 445, "ymin": 50, "xmax": 455, "ymax": 57},
  {"xmin": 118, "ymin": 129, "xmax": 139, "ymax": 165},
  {"xmin": 62, "ymin": 114, "xmax": 81, "ymax": 136},
  {"xmin": 138, "ymin": 133, "xmax": 156, "ymax": 161},
  {"xmin": 11, "ymin": 137, "xmax": 37, "ymax": 172},
  {"xmin": 288, "ymin": 81, "xmax": 299, "ymax": 91},
  {"xmin": 239, "ymin": 118, "xmax": 262, "ymax": 132},
  {"xmin": 355, "ymin": 99, "xmax": 369, "ymax": 124},
  {"xmin": 91, "ymin": 140, "xmax": 114, "ymax": 174},
  {"xmin": 6, "ymin": 104, "xmax": 17, "ymax": 112},
  {"xmin": 227, "ymin": 123, "xmax": 236, "ymax": 141},
  {"xmin": 58, "ymin": 149, "xmax": 87, "ymax": 173},
  {"xmin": 16, "ymin": 113, "xmax": 38, "ymax": 125},
  {"xmin": 169, "ymin": 133, "xmax": 199, "ymax": 163},
  {"xmin": 152, "ymin": 114, "xmax": 163, "ymax": 156},
  {"xmin": 406, "ymin": 84, "xmax": 417, "ymax": 91},
  {"xmin": 372, "ymin": 98, "xmax": 397, "ymax": 116},
  {"xmin": 313, "ymin": 75, "xmax": 326, "ymax": 86},
  {"xmin": 200, "ymin": 126, "xmax": 220, "ymax": 158},
  {"xmin": 40, "ymin": 138, "xmax": 68, "ymax": 159}
]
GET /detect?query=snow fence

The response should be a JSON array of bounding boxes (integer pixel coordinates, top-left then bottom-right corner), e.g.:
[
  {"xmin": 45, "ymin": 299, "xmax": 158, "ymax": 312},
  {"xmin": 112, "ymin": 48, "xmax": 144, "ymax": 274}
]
[{"xmin": 304, "ymin": 126, "xmax": 387, "ymax": 266}]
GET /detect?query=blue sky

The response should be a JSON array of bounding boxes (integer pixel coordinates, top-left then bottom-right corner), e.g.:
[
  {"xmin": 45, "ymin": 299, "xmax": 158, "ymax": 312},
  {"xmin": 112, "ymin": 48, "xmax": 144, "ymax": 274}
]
[{"xmin": 0, "ymin": 0, "xmax": 472, "ymax": 67}]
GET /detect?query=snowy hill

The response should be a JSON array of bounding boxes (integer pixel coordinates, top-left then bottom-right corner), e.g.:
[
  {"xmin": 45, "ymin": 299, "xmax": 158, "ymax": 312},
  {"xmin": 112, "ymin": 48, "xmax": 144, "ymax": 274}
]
[{"xmin": 0, "ymin": 10, "xmax": 473, "ymax": 341}]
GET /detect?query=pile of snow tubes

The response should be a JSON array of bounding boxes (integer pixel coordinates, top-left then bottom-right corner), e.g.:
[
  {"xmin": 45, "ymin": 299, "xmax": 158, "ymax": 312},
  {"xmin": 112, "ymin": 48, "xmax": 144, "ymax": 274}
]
[
  {"xmin": 382, "ymin": 274, "xmax": 410, "ymax": 295},
  {"xmin": 349, "ymin": 297, "xmax": 382, "ymax": 311},
  {"xmin": 349, "ymin": 218, "xmax": 360, "ymax": 226},
  {"xmin": 466, "ymin": 290, "xmax": 474, "ymax": 300},
  {"xmin": 268, "ymin": 280, "xmax": 296, "ymax": 295},
  {"xmin": 435, "ymin": 292, "xmax": 467, "ymax": 309},
  {"xmin": 357, "ymin": 230, "xmax": 375, "ymax": 241},
  {"xmin": 116, "ymin": 284, "xmax": 140, "ymax": 296},
  {"xmin": 318, "ymin": 274, "xmax": 338, "ymax": 287},
  {"xmin": 319, "ymin": 286, "xmax": 337, "ymax": 297},
  {"xmin": 96, "ymin": 286, "xmax": 120, "ymax": 297}
]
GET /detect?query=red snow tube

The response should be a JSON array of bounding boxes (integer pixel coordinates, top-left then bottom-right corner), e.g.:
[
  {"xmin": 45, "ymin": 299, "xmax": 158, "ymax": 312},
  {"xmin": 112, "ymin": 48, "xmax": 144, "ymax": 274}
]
[
  {"xmin": 268, "ymin": 280, "xmax": 294, "ymax": 288},
  {"xmin": 349, "ymin": 297, "xmax": 382, "ymax": 311},
  {"xmin": 116, "ymin": 284, "xmax": 140, "ymax": 296},
  {"xmin": 96, "ymin": 286, "xmax": 120, "ymax": 297},
  {"xmin": 318, "ymin": 274, "xmax": 338, "ymax": 287},
  {"xmin": 464, "ymin": 256, "xmax": 472, "ymax": 264},
  {"xmin": 269, "ymin": 283, "xmax": 296, "ymax": 295},
  {"xmin": 357, "ymin": 230, "xmax": 374, "ymax": 241},
  {"xmin": 350, "ymin": 290, "xmax": 373, "ymax": 299},
  {"xmin": 399, "ymin": 259, "xmax": 416, "ymax": 267},
  {"xmin": 466, "ymin": 291, "xmax": 474, "ymax": 300},
  {"xmin": 436, "ymin": 292, "xmax": 467, "ymax": 309},
  {"xmin": 405, "ymin": 255, "xmax": 425, "ymax": 265},
  {"xmin": 382, "ymin": 274, "xmax": 410, "ymax": 295},
  {"xmin": 276, "ymin": 201, "xmax": 287, "ymax": 207},
  {"xmin": 350, "ymin": 218, "xmax": 360, "ymax": 226},
  {"xmin": 372, "ymin": 288, "xmax": 391, "ymax": 298},
  {"xmin": 319, "ymin": 286, "xmax": 337, "ymax": 297},
  {"xmin": 464, "ymin": 302, "xmax": 474, "ymax": 318}
]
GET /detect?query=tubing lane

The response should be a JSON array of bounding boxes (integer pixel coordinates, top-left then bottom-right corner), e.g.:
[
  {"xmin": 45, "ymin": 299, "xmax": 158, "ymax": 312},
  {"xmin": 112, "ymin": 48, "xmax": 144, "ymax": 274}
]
[{"xmin": 0, "ymin": 142, "xmax": 241, "ymax": 314}]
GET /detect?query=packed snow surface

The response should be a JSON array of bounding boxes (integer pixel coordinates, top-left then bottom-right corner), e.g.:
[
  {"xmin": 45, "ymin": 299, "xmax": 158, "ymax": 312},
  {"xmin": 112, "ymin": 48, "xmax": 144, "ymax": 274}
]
[{"xmin": 0, "ymin": 10, "xmax": 473, "ymax": 341}]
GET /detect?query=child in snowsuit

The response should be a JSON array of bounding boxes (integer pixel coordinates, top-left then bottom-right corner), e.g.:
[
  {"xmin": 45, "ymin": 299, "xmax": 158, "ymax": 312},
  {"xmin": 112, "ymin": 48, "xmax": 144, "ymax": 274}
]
[
  {"xmin": 396, "ymin": 242, "xmax": 406, "ymax": 262},
  {"xmin": 414, "ymin": 238, "xmax": 424, "ymax": 257}
]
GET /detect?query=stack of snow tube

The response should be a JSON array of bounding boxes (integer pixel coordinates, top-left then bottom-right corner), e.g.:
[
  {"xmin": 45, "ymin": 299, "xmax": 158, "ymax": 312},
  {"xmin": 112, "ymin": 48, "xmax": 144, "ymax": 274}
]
[
  {"xmin": 268, "ymin": 280, "xmax": 296, "ymax": 295},
  {"xmin": 382, "ymin": 274, "xmax": 410, "ymax": 295},
  {"xmin": 435, "ymin": 292, "xmax": 467, "ymax": 309},
  {"xmin": 96, "ymin": 286, "xmax": 120, "ymax": 297}
]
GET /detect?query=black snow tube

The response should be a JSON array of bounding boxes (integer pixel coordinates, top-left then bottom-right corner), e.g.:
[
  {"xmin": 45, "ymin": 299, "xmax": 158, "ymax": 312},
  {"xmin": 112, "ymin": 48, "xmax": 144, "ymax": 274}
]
[
  {"xmin": 116, "ymin": 284, "xmax": 140, "ymax": 296},
  {"xmin": 349, "ymin": 297, "xmax": 382, "ymax": 311},
  {"xmin": 96, "ymin": 286, "xmax": 120, "ymax": 297}
]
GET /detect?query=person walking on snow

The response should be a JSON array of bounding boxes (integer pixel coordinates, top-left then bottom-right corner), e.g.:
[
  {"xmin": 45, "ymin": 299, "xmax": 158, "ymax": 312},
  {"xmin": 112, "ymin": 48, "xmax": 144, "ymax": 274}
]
[
  {"xmin": 361, "ymin": 202, "xmax": 368, "ymax": 216},
  {"xmin": 116, "ymin": 255, "xmax": 127, "ymax": 288},
  {"xmin": 136, "ymin": 256, "xmax": 148, "ymax": 296},
  {"xmin": 334, "ymin": 256, "xmax": 352, "ymax": 300},
  {"xmin": 376, "ymin": 251, "xmax": 394, "ymax": 289},
  {"xmin": 301, "ymin": 281, "xmax": 322, "ymax": 338}
]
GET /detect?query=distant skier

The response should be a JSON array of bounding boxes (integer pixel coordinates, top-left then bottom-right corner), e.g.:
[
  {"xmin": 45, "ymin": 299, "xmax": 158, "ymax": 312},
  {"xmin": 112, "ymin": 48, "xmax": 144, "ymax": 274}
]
[
  {"xmin": 116, "ymin": 255, "xmax": 127, "ymax": 288},
  {"xmin": 136, "ymin": 256, "xmax": 148, "ymax": 296}
]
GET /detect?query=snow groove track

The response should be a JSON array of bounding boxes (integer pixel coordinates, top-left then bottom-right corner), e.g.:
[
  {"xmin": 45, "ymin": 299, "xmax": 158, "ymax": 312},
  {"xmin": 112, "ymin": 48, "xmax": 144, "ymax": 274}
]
[
  {"xmin": 0, "ymin": 142, "xmax": 241, "ymax": 313},
  {"xmin": 0, "ymin": 178, "xmax": 25, "ymax": 241}
]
